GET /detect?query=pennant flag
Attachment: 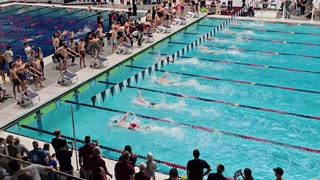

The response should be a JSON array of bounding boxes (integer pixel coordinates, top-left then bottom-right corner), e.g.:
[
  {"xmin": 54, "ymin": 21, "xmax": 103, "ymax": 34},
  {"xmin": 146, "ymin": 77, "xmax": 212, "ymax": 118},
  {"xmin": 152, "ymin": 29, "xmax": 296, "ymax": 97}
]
[
  {"xmin": 119, "ymin": 82, "xmax": 123, "ymax": 92},
  {"xmin": 91, "ymin": 96, "xmax": 96, "ymax": 106},
  {"xmin": 142, "ymin": 70, "xmax": 145, "ymax": 79},
  {"xmin": 101, "ymin": 91, "xmax": 106, "ymax": 102},
  {"xmin": 106, "ymin": 89, "xmax": 110, "ymax": 99},
  {"xmin": 148, "ymin": 67, "xmax": 152, "ymax": 75},
  {"xmin": 122, "ymin": 80, "xmax": 127, "ymax": 90},
  {"xmin": 115, "ymin": 84, "xmax": 119, "ymax": 94},
  {"xmin": 96, "ymin": 93, "xmax": 101, "ymax": 106},
  {"xmin": 110, "ymin": 86, "xmax": 115, "ymax": 97},
  {"xmin": 134, "ymin": 74, "xmax": 139, "ymax": 84},
  {"xmin": 130, "ymin": 76, "xmax": 135, "ymax": 86},
  {"xmin": 127, "ymin": 77, "xmax": 131, "ymax": 86}
]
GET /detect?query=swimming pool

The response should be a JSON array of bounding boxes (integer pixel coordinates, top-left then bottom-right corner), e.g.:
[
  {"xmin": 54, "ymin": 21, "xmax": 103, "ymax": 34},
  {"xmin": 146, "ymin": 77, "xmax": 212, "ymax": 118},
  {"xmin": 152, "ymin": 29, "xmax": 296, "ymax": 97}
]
[
  {"xmin": 6, "ymin": 17, "xmax": 320, "ymax": 179},
  {"xmin": 0, "ymin": 4, "xmax": 143, "ymax": 60}
]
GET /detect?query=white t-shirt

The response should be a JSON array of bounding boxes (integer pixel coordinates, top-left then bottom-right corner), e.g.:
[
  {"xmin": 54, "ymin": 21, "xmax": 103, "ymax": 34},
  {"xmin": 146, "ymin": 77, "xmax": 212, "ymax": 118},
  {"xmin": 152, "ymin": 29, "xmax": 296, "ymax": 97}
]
[
  {"xmin": 24, "ymin": 46, "xmax": 32, "ymax": 59},
  {"xmin": 5, "ymin": 164, "xmax": 47, "ymax": 180},
  {"xmin": 4, "ymin": 50, "xmax": 13, "ymax": 63}
]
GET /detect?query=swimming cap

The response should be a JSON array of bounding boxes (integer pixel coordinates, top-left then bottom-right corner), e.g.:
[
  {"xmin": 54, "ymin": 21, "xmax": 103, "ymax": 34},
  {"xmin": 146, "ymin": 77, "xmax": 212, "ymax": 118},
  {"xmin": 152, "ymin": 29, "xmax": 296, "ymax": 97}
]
[
  {"xmin": 125, "ymin": 24, "xmax": 129, "ymax": 28},
  {"xmin": 113, "ymin": 26, "xmax": 118, "ymax": 30}
]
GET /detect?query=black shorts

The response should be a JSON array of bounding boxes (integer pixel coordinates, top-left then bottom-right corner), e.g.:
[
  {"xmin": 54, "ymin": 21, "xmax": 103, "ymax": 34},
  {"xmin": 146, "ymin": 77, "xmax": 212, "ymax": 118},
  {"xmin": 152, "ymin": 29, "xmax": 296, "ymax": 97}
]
[
  {"xmin": 13, "ymin": 79, "xmax": 20, "ymax": 85},
  {"xmin": 165, "ymin": 14, "xmax": 170, "ymax": 20},
  {"xmin": 54, "ymin": 53, "xmax": 64, "ymax": 62}
]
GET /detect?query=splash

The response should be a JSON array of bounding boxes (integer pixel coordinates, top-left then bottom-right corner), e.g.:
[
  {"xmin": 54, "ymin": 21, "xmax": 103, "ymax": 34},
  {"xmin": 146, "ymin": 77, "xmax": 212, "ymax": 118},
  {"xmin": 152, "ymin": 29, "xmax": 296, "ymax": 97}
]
[{"xmin": 174, "ymin": 57, "xmax": 201, "ymax": 65}]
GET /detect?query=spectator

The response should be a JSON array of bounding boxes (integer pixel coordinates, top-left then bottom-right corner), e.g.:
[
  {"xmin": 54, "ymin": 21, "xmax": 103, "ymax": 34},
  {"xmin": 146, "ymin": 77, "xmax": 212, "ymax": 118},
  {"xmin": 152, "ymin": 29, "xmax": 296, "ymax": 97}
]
[
  {"xmin": 234, "ymin": 168, "xmax": 254, "ymax": 180},
  {"xmin": 95, "ymin": 167, "xmax": 108, "ymax": 180},
  {"xmin": 208, "ymin": 164, "xmax": 226, "ymax": 180},
  {"xmin": 273, "ymin": 167, "xmax": 284, "ymax": 180},
  {"xmin": 42, "ymin": 143, "xmax": 51, "ymax": 157},
  {"xmin": 114, "ymin": 151, "xmax": 135, "ymax": 180},
  {"xmin": 4, "ymin": 46, "xmax": 13, "ymax": 76},
  {"xmin": 145, "ymin": 152, "xmax": 156, "ymax": 180},
  {"xmin": 135, "ymin": 162, "xmax": 150, "ymax": 180},
  {"xmin": 166, "ymin": 168, "xmax": 179, "ymax": 180},
  {"xmin": 23, "ymin": 42, "xmax": 34, "ymax": 64},
  {"xmin": 48, "ymin": 154, "xmax": 59, "ymax": 171},
  {"xmin": 119, "ymin": 145, "xmax": 137, "ymax": 167},
  {"xmin": 14, "ymin": 137, "xmax": 29, "ymax": 161},
  {"xmin": 0, "ymin": 138, "xmax": 5, "ymax": 154},
  {"xmin": 28, "ymin": 141, "xmax": 48, "ymax": 166},
  {"xmin": 51, "ymin": 129, "xmax": 64, "ymax": 153},
  {"xmin": 187, "ymin": 149, "xmax": 211, "ymax": 180},
  {"xmin": 7, "ymin": 159, "xmax": 53, "ymax": 180},
  {"xmin": 89, "ymin": 147, "xmax": 113, "ymax": 180},
  {"xmin": 4, "ymin": 135, "xmax": 22, "ymax": 160},
  {"xmin": 56, "ymin": 139, "xmax": 73, "ymax": 176},
  {"xmin": 79, "ymin": 135, "xmax": 98, "ymax": 180},
  {"xmin": 0, "ymin": 50, "xmax": 7, "ymax": 83}
]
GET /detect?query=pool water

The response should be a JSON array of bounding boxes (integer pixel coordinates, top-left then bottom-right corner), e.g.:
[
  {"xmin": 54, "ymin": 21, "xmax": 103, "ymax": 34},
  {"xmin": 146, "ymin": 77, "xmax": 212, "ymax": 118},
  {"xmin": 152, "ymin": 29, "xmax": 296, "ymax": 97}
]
[
  {"xmin": 0, "ymin": 4, "xmax": 143, "ymax": 60},
  {"xmin": 6, "ymin": 18, "xmax": 320, "ymax": 179}
]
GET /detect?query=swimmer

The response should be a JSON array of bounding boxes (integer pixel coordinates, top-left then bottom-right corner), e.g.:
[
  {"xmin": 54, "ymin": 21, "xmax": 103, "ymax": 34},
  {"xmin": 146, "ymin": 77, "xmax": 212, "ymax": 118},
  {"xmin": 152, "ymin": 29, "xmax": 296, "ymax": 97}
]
[
  {"xmin": 207, "ymin": 37, "xmax": 215, "ymax": 42},
  {"xmin": 136, "ymin": 90, "xmax": 156, "ymax": 106},
  {"xmin": 223, "ymin": 28, "xmax": 233, "ymax": 34},
  {"xmin": 157, "ymin": 71, "xmax": 173, "ymax": 85},
  {"xmin": 198, "ymin": 46, "xmax": 223, "ymax": 55},
  {"xmin": 112, "ymin": 112, "xmax": 151, "ymax": 130}
]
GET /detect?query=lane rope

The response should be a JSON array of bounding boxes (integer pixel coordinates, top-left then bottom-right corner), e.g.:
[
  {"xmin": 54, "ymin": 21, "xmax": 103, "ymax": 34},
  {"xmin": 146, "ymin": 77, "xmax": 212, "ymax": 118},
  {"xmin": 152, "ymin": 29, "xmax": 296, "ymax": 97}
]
[
  {"xmin": 126, "ymin": 65, "xmax": 320, "ymax": 95},
  {"xmin": 0, "ymin": 9, "xmax": 84, "ymax": 37},
  {"xmin": 148, "ymin": 52, "xmax": 320, "ymax": 75},
  {"xmin": 20, "ymin": 124, "xmax": 187, "ymax": 170},
  {"xmin": 65, "ymin": 99, "xmax": 320, "ymax": 154},
  {"xmin": 229, "ymin": 26, "xmax": 320, "ymax": 36},
  {"xmin": 98, "ymin": 81, "xmax": 320, "ymax": 121},
  {"xmin": 169, "ymin": 42, "xmax": 320, "ymax": 59}
]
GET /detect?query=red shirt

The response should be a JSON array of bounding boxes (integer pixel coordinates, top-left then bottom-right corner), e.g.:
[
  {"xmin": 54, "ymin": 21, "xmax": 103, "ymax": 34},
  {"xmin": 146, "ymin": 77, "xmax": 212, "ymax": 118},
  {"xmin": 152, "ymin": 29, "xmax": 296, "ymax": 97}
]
[
  {"xmin": 79, "ymin": 144, "xmax": 96, "ymax": 170},
  {"xmin": 88, "ymin": 155, "xmax": 107, "ymax": 175},
  {"xmin": 135, "ymin": 171, "xmax": 151, "ymax": 180},
  {"xmin": 115, "ymin": 160, "xmax": 135, "ymax": 180}
]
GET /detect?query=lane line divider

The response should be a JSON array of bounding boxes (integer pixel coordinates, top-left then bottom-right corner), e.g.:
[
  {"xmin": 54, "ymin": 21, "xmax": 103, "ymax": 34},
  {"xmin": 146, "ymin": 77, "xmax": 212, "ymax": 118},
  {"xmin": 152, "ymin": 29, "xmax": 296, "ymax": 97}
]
[
  {"xmin": 229, "ymin": 26, "xmax": 320, "ymax": 36},
  {"xmin": 214, "ymin": 34, "xmax": 320, "ymax": 47},
  {"xmin": 1, "ymin": 7, "xmax": 60, "ymax": 27},
  {"xmin": 125, "ymin": 65, "xmax": 320, "ymax": 95},
  {"xmin": 0, "ymin": 5, "xmax": 31, "ymax": 18},
  {"xmin": 148, "ymin": 52, "xmax": 320, "ymax": 75},
  {"xmin": 20, "ymin": 125, "xmax": 187, "ymax": 170},
  {"xmin": 98, "ymin": 81, "xmax": 320, "ymax": 121},
  {"xmin": 64, "ymin": 99, "xmax": 320, "ymax": 154},
  {"xmin": 0, "ymin": 9, "xmax": 84, "ymax": 37},
  {"xmin": 168, "ymin": 42, "xmax": 320, "ymax": 59}
]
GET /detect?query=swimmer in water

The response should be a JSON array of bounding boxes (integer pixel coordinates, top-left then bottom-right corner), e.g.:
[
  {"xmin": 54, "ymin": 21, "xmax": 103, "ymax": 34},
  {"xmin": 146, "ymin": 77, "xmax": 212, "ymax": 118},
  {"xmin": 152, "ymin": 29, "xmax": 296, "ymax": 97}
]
[
  {"xmin": 136, "ymin": 90, "xmax": 156, "ymax": 106},
  {"xmin": 223, "ymin": 28, "xmax": 233, "ymax": 34},
  {"xmin": 112, "ymin": 112, "xmax": 151, "ymax": 130},
  {"xmin": 199, "ymin": 46, "xmax": 222, "ymax": 55},
  {"xmin": 207, "ymin": 37, "xmax": 215, "ymax": 42},
  {"xmin": 157, "ymin": 71, "xmax": 174, "ymax": 85}
]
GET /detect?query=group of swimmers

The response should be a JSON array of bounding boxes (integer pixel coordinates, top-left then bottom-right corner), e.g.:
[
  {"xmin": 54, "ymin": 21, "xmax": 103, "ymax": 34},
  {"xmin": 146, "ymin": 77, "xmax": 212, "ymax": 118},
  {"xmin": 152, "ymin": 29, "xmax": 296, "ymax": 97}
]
[{"xmin": 112, "ymin": 71, "xmax": 180, "ymax": 130}]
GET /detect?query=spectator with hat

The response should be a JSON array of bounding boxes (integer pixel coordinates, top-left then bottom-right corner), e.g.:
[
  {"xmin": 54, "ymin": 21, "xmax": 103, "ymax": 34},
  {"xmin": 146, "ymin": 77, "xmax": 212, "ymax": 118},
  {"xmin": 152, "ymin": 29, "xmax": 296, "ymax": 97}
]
[{"xmin": 273, "ymin": 167, "xmax": 284, "ymax": 180}]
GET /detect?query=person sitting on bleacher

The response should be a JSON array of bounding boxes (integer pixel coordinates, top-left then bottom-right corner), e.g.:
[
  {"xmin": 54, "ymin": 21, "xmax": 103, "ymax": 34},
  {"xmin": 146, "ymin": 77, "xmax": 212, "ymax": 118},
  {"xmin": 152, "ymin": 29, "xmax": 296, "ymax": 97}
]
[{"xmin": 6, "ymin": 159, "xmax": 54, "ymax": 180}]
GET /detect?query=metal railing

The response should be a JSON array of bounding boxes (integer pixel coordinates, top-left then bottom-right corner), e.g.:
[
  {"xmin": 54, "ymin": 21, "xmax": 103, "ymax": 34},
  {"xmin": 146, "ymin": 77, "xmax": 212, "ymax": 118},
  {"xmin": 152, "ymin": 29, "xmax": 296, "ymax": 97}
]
[{"xmin": 0, "ymin": 153, "xmax": 84, "ymax": 180}]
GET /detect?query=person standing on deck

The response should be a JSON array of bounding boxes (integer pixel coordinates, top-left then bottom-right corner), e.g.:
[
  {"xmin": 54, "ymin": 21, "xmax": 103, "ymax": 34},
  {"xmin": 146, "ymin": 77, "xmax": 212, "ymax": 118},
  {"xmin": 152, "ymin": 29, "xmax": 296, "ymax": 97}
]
[{"xmin": 187, "ymin": 149, "xmax": 211, "ymax": 180}]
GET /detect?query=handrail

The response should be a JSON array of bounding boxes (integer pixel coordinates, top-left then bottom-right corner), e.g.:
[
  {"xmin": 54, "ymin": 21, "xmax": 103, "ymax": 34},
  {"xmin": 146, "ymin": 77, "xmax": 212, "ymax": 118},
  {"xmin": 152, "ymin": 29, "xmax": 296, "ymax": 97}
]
[{"xmin": 0, "ymin": 153, "xmax": 84, "ymax": 180}]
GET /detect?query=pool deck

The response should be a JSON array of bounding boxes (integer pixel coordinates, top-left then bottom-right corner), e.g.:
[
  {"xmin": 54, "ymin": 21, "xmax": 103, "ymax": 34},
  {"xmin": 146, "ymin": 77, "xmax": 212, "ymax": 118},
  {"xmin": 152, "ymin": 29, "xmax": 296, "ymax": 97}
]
[{"xmin": 0, "ymin": 2, "xmax": 203, "ymax": 127}]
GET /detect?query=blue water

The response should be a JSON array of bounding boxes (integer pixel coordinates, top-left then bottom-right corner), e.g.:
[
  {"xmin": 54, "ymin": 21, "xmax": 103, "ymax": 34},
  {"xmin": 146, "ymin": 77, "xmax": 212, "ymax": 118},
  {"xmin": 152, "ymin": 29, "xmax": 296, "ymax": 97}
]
[
  {"xmin": 0, "ymin": 5, "xmax": 143, "ymax": 60},
  {"xmin": 6, "ymin": 18, "xmax": 320, "ymax": 179}
]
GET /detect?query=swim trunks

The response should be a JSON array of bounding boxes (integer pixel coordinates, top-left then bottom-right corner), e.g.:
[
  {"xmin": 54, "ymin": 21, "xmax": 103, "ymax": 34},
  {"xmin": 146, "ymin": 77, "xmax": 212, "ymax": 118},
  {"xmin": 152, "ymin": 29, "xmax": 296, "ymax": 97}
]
[{"xmin": 17, "ymin": 73, "xmax": 27, "ymax": 81}]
